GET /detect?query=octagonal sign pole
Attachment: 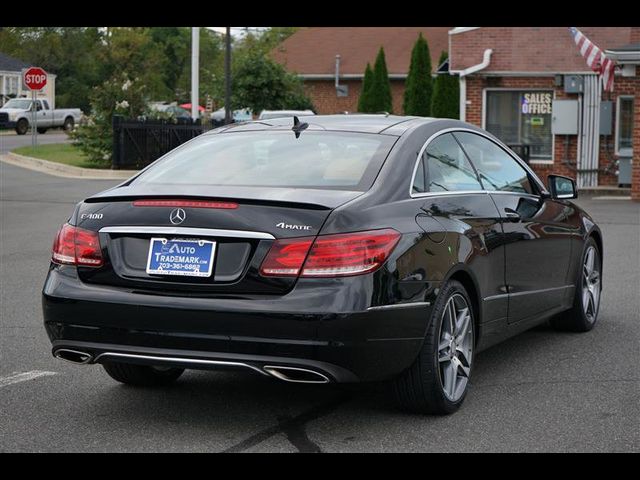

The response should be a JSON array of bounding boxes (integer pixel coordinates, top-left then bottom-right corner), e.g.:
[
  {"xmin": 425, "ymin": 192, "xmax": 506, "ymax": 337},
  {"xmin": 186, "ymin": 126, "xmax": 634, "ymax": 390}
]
[{"xmin": 22, "ymin": 67, "xmax": 48, "ymax": 148}]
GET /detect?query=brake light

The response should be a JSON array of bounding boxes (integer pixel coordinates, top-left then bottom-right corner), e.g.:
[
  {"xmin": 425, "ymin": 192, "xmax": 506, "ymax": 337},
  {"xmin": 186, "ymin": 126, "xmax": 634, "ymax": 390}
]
[
  {"xmin": 52, "ymin": 223, "xmax": 103, "ymax": 267},
  {"xmin": 260, "ymin": 229, "xmax": 400, "ymax": 278},
  {"xmin": 132, "ymin": 199, "xmax": 238, "ymax": 209}
]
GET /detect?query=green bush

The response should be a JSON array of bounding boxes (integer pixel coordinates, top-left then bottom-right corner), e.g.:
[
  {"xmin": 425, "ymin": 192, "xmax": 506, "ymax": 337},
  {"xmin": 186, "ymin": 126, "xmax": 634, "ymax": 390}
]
[{"xmin": 70, "ymin": 74, "xmax": 148, "ymax": 167}]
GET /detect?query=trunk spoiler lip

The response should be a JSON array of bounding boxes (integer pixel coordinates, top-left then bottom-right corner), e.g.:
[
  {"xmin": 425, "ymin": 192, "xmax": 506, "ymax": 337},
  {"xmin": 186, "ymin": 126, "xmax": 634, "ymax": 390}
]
[
  {"xmin": 83, "ymin": 195, "xmax": 335, "ymax": 211},
  {"xmin": 84, "ymin": 188, "xmax": 366, "ymax": 211}
]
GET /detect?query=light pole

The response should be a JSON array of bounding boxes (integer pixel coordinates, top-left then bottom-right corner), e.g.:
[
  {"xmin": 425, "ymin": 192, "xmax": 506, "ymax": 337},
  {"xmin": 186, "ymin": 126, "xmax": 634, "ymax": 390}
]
[
  {"xmin": 224, "ymin": 26, "xmax": 232, "ymax": 125},
  {"xmin": 191, "ymin": 27, "xmax": 200, "ymax": 121}
]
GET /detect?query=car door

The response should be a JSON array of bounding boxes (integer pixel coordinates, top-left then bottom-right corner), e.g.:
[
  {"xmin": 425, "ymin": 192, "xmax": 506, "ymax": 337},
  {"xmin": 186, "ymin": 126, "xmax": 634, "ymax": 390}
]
[
  {"xmin": 42, "ymin": 100, "xmax": 53, "ymax": 126},
  {"xmin": 36, "ymin": 100, "xmax": 50, "ymax": 127},
  {"xmin": 412, "ymin": 132, "xmax": 507, "ymax": 326},
  {"xmin": 454, "ymin": 131, "xmax": 573, "ymax": 324}
]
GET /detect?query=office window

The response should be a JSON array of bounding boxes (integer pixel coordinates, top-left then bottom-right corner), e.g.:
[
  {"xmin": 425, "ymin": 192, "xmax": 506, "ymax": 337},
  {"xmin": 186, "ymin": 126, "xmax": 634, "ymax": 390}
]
[{"xmin": 485, "ymin": 90, "xmax": 553, "ymax": 161}]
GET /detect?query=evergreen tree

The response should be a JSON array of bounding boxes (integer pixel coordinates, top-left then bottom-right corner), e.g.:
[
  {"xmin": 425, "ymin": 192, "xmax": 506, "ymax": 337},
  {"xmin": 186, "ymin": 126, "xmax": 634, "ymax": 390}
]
[
  {"xmin": 431, "ymin": 51, "xmax": 460, "ymax": 119},
  {"xmin": 357, "ymin": 63, "xmax": 374, "ymax": 112},
  {"xmin": 403, "ymin": 33, "xmax": 432, "ymax": 116},
  {"xmin": 369, "ymin": 47, "xmax": 393, "ymax": 113}
]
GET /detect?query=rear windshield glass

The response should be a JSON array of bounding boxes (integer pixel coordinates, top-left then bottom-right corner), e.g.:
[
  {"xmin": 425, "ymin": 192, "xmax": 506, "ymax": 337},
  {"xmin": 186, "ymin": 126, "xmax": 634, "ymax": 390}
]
[{"xmin": 132, "ymin": 131, "xmax": 396, "ymax": 191}]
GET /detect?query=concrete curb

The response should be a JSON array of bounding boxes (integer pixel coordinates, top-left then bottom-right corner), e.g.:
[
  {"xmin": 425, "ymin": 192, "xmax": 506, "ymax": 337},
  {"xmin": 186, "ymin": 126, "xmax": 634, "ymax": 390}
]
[
  {"xmin": 578, "ymin": 186, "xmax": 631, "ymax": 197},
  {"xmin": 1, "ymin": 152, "xmax": 138, "ymax": 180}
]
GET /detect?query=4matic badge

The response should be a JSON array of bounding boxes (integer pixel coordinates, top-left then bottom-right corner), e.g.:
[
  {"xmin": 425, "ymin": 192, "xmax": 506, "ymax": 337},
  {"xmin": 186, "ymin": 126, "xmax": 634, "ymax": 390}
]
[{"xmin": 276, "ymin": 222, "xmax": 312, "ymax": 231}]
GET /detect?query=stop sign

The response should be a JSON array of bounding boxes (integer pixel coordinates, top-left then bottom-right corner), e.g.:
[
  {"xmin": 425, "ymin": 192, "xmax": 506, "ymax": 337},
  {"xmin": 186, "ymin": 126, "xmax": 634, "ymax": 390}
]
[{"xmin": 23, "ymin": 67, "xmax": 48, "ymax": 91}]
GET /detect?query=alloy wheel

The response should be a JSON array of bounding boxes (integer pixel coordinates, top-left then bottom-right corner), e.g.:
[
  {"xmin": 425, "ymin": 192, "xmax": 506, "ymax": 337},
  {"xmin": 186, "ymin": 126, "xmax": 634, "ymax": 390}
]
[
  {"xmin": 582, "ymin": 246, "xmax": 601, "ymax": 323},
  {"xmin": 437, "ymin": 293, "xmax": 474, "ymax": 402}
]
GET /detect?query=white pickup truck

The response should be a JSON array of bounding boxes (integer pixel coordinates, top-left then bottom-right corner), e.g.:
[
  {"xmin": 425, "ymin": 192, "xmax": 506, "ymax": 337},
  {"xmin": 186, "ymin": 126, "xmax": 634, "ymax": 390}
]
[{"xmin": 0, "ymin": 98, "xmax": 82, "ymax": 135}]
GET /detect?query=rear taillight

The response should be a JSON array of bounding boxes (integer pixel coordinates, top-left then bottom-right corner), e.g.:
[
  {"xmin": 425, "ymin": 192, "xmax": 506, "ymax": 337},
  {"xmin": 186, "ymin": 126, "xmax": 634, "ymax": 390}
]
[
  {"xmin": 260, "ymin": 229, "xmax": 400, "ymax": 278},
  {"xmin": 52, "ymin": 223, "xmax": 103, "ymax": 267},
  {"xmin": 260, "ymin": 237, "xmax": 314, "ymax": 276}
]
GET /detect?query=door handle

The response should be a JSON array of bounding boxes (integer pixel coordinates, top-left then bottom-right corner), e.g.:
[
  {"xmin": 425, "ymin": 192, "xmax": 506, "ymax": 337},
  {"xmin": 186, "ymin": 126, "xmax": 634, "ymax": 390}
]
[{"xmin": 504, "ymin": 208, "xmax": 521, "ymax": 220}]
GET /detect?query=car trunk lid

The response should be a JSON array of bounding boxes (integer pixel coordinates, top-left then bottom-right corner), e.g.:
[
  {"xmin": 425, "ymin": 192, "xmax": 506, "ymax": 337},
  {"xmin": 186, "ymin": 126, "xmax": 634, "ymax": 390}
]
[{"xmin": 75, "ymin": 186, "xmax": 363, "ymax": 295}]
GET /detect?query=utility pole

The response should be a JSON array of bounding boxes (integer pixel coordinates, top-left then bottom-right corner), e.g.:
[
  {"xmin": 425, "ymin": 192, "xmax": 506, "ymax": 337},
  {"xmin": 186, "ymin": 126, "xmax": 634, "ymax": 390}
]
[
  {"xmin": 224, "ymin": 26, "xmax": 232, "ymax": 124},
  {"xmin": 191, "ymin": 27, "xmax": 200, "ymax": 121}
]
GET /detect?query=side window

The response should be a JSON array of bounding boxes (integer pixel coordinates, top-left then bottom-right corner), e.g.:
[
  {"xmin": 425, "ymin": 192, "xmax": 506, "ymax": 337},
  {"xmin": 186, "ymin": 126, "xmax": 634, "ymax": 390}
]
[
  {"xmin": 455, "ymin": 132, "xmax": 534, "ymax": 195},
  {"xmin": 42, "ymin": 100, "xmax": 50, "ymax": 110},
  {"xmin": 412, "ymin": 160, "xmax": 426, "ymax": 193},
  {"xmin": 424, "ymin": 133, "xmax": 482, "ymax": 192},
  {"xmin": 36, "ymin": 101, "xmax": 43, "ymax": 111}
]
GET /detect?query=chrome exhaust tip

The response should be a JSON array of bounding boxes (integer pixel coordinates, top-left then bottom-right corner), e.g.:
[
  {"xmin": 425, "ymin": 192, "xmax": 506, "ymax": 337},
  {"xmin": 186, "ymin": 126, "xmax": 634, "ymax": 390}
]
[
  {"xmin": 263, "ymin": 365, "xmax": 330, "ymax": 384},
  {"xmin": 54, "ymin": 349, "xmax": 93, "ymax": 365}
]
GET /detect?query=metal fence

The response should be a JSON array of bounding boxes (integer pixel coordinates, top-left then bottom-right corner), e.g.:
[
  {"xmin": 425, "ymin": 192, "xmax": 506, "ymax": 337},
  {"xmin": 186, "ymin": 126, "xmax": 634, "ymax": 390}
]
[{"xmin": 111, "ymin": 115, "xmax": 227, "ymax": 169}]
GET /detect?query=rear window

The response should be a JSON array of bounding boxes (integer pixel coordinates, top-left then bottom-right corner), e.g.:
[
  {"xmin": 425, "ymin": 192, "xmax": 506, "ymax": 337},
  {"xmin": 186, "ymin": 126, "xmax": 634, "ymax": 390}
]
[{"xmin": 132, "ymin": 131, "xmax": 396, "ymax": 191}]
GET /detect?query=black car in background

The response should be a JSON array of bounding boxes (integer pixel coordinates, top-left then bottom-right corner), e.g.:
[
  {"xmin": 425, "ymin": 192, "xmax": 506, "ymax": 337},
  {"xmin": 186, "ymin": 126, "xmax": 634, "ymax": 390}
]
[{"xmin": 43, "ymin": 115, "xmax": 602, "ymax": 414}]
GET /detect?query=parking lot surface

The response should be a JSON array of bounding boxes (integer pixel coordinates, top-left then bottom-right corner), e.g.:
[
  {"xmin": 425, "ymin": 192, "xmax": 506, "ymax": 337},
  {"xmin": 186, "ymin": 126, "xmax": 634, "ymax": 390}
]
[{"xmin": 1, "ymin": 161, "xmax": 638, "ymax": 452}]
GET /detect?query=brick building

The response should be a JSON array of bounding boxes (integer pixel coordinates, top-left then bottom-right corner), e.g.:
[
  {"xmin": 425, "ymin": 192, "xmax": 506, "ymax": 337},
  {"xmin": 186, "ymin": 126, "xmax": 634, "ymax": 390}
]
[
  {"xmin": 273, "ymin": 27, "xmax": 639, "ymax": 200},
  {"xmin": 271, "ymin": 27, "xmax": 450, "ymax": 114},
  {"xmin": 448, "ymin": 27, "xmax": 639, "ymax": 199}
]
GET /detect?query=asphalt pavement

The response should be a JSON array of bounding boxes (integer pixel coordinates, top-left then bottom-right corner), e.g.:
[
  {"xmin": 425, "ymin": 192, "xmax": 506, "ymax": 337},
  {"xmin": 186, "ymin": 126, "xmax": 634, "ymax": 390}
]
[
  {"xmin": 0, "ymin": 161, "xmax": 638, "ymax": 452},
  {"xmin": 0, "ymin": 130, "xmax": 71, "ymax": 154}
]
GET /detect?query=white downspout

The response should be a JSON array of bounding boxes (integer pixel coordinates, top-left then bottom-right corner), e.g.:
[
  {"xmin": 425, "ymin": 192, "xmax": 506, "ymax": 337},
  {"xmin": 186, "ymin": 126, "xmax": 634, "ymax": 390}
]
[
  {"xmin": 459, "ymin": 77, "xmax": 466, "ymax": 122},
  {"xmin": 459, "ymin": 49, "xmax": 493, "ymax": 77},
  {"xmin": 457, "ymin": 49, "xmax": 493, "ymax": 123}
]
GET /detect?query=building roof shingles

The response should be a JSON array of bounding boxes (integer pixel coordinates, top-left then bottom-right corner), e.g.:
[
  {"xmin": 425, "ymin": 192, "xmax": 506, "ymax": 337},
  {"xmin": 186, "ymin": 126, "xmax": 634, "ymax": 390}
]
[
  {"xmin": 449, "ymin": 27, "xmax": 634, "ymax": 73},
  {"xmin": 271, "ymin": 27, "xmax": 451, "ymax": 76},
  {"xmin": 0, "ymin": 52, "xmax": 29, "ymax": 72}
]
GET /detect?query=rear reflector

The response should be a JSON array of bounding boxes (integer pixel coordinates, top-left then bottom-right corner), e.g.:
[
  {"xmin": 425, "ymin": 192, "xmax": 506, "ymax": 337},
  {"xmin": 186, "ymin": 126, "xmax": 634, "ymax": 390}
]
[
  {"xmin": 132, "ymin": 199, "xmax": 238, "ymax": 209},
  {"xmin": 52, "ymin": 223, "xmax": 103, "ymax": 267},
  {"xmin": 260, "ymin": 229, "xmax": 400, "ymax": 278}
]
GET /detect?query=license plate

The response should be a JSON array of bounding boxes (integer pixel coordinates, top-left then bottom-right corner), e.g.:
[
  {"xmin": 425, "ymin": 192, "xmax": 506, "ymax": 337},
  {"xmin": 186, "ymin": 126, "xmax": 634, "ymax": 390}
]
[{"xmin": 146, "ymin": 238, "xmax": 216, "ymax": 277}]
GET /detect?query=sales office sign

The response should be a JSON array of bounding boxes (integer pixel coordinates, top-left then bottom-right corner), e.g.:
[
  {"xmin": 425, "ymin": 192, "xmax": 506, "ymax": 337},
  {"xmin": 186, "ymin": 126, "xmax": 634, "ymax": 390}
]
[{"xmin": 521, "ymin": 92, "xmax": 552, "ymax": 115}]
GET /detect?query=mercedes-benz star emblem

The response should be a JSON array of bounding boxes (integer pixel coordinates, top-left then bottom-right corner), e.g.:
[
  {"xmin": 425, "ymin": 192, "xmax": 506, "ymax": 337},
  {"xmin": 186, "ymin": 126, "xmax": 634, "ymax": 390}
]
[{"xmin": 169, "ymin": 208, "xmax": 186, "ymax": 225}]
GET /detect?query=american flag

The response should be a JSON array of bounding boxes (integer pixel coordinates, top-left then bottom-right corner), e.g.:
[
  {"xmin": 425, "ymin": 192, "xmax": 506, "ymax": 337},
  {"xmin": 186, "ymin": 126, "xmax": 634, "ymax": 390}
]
[{"xmin": 569, "ymin": 27, "xmax": 616, "ymax": 92}]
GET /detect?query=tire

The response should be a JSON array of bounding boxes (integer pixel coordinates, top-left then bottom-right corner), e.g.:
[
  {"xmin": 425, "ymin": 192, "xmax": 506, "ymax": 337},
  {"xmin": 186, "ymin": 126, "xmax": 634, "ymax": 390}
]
[
  {"xmin": 551, "ymin": 237, "xmax": 601, "ymax": 332},
  {"xmin": 393, "ymin": 280, "xmax": 475, "ymax": 414},
  {"xmin": 102, "ymin": 361, "xmax": 184, "ymax": 387},
  {"xmin": 63, "ymin": 116, "xmax": 74, "ymax": 132},
  {"xmin": 15, "ymin": 119, "xmax": 28, "ymax": 135},
  {"xmin": 37, "ymin": 127, "xmax": 47, "ymax": 134}
]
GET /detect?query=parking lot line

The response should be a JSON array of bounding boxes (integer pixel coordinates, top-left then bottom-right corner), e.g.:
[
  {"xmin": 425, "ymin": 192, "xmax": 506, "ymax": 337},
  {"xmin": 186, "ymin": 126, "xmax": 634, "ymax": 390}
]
[{"xmin": 0, "ymin": 371, "xmax": 58, "ymax": 388}]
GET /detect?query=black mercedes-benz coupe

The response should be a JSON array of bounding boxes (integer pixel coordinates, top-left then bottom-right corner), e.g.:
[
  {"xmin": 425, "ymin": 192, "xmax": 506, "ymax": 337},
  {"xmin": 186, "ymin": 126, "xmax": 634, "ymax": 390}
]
[{"xmin": 43, "ymin": 115, "xmax": 603, "ymax": 414}]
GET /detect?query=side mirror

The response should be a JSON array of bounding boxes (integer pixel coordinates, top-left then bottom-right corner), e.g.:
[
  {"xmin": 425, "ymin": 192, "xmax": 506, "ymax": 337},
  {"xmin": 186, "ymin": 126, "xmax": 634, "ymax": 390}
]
[{"xmin": 548, "ymin": 175, "xmax": 577, "ymax": 200}]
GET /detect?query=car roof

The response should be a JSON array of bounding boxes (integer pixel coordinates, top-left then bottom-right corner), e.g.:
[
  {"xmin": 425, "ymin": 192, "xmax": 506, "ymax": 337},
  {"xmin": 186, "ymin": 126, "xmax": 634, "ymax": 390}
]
[
  {"xmin": 260, "ymin": 109, "xmax": 314, "ymax": 114},
  {"xmin": 210, "ymin": 114, "xmax": 441, "ymax": 135}
]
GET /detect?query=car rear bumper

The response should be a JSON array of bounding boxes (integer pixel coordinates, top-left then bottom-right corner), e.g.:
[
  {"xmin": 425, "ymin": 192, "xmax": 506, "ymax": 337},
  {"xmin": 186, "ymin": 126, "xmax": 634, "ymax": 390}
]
[{"xmin": 43, "ymin": 265, "xmax": 437, "ymax": 382}]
